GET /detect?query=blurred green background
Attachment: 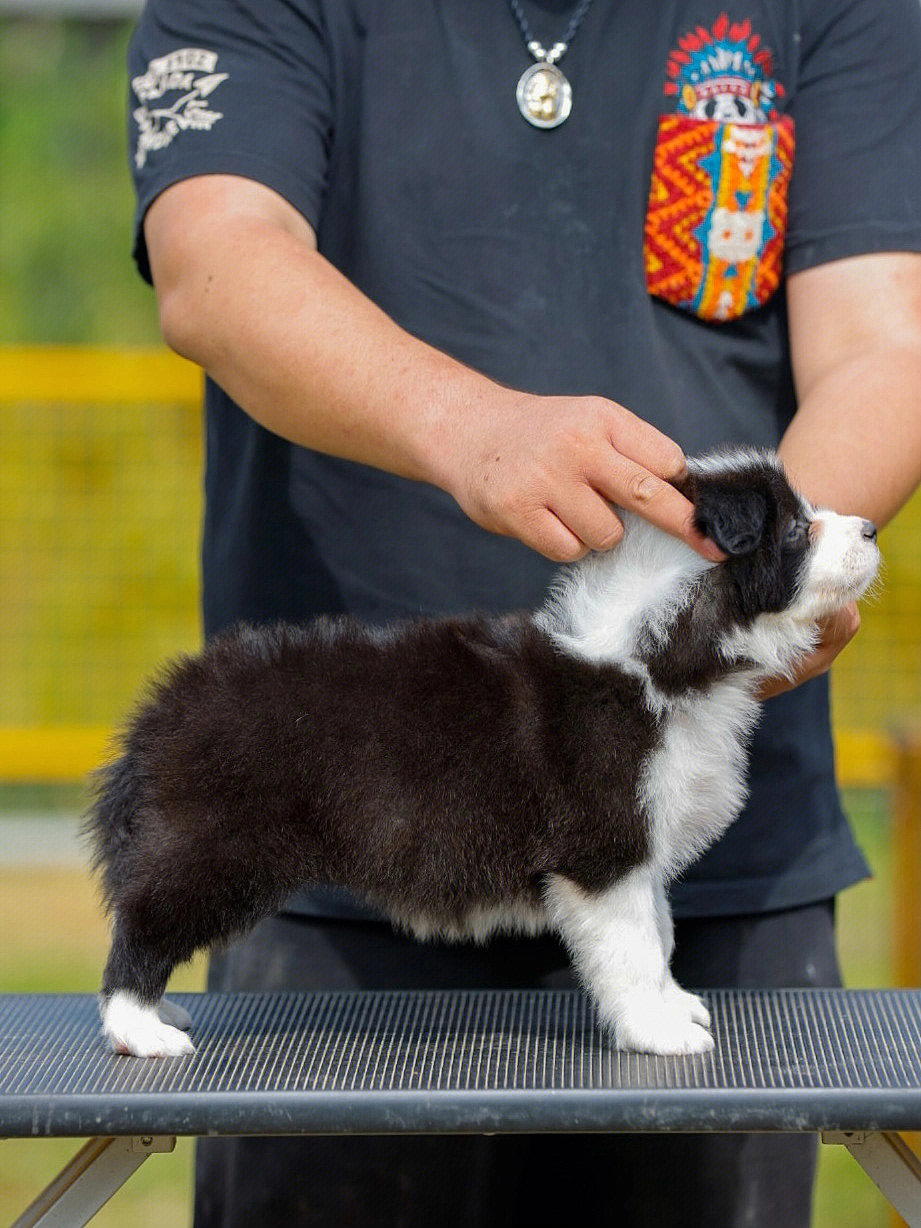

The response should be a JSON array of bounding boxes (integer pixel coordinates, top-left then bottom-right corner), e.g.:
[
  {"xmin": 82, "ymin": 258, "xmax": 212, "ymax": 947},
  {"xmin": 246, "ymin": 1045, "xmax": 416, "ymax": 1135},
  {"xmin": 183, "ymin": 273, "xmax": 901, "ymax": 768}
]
[{"xmin": 0, "ymin": 14, "xmax": 919, "ymax": 1228}]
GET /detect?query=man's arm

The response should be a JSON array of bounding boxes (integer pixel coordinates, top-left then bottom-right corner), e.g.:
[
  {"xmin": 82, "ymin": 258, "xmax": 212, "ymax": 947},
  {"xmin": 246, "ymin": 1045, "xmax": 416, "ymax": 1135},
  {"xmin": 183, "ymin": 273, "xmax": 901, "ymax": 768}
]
[
  {"xmin": 761, "ymin": 250, "xmax": 921, "ymax": 696},
  {"xmin": 144, "ymin": 174, "xmax": 721, "ymax": 564},
  {"xmin": 782, "ymin": 251, "xmax": 921, "ymax": 524}
]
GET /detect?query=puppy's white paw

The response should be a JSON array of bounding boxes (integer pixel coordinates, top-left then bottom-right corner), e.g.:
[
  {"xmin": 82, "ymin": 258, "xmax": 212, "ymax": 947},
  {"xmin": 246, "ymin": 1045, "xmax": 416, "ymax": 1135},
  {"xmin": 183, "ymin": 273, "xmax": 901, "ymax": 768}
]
[
  {"xmin": 613, "ymin": 990, "xmax": 715, "ymax": 1056},
  {"xmin": 102, "ymin": 992, "xmax": 195, "ymax": 1058},
  {"xmin": 664, "ymin": 984, "xmax": 711, "ymax": 1029}
]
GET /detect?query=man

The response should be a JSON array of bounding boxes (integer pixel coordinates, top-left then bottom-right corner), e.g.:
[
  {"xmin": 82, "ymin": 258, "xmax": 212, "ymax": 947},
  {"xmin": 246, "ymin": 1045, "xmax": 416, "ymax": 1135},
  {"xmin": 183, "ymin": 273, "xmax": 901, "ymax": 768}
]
[{"xmin": 128, "ymin": 1, "xmax": 921, "ymax": 1223}]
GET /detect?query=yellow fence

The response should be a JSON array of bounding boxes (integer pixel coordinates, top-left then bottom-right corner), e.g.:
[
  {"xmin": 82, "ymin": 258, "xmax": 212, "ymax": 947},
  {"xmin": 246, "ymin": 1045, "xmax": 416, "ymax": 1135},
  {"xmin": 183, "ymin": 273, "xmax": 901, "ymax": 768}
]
[
  {"xmin": 0, "ymin": 345, "xmax": 201, "ymax": 406},
  {"xmin": 0, "ymin": 346, "xmax": 203, "ymax": 741}
]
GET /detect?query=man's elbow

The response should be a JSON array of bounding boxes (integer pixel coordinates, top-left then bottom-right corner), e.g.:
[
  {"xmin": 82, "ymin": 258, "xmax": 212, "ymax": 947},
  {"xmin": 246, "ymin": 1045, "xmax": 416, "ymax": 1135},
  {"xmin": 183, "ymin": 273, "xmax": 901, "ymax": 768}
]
[
  {"xmin": 145, "ymin": 218, "xmax": 220, "ymax": 366},
  {"xmin": 155, "ymin": 277, "xmax": 206, "ymax": 363}
]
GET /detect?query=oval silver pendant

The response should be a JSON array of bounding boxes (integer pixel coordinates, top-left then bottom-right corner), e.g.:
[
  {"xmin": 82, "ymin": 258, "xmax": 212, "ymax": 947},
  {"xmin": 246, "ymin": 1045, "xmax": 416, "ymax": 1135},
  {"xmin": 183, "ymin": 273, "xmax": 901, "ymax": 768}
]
[{"xmin": 516, "ymin": 61, "xmax": 572, "ymax": 129}]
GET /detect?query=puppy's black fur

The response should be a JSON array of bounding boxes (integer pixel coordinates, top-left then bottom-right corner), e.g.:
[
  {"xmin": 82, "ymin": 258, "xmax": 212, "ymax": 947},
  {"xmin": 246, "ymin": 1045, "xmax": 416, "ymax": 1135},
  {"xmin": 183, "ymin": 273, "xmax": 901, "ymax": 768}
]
[{"xmin": 93, "ymin": 615, "xmax": 658, "ymax": 1003}]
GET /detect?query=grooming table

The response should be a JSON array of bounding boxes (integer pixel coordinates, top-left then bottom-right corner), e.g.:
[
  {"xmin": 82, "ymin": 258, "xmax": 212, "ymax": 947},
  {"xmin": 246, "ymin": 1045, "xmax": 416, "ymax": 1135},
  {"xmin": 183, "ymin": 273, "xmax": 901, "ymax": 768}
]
[{"xmin": 3, "ymin": 989, "xmax": 921, "ymax": 1226}]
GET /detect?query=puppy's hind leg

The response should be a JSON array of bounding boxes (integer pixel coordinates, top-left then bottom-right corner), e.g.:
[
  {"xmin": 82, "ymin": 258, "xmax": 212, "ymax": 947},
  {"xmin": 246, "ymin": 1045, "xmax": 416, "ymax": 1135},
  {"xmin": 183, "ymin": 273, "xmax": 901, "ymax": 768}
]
[
  {"xmin": 88, "ymin": 756, "xmax": 195, "ymax": 1055},
  {"xmin": 100, "ymin": 917, "xmax": 195, "ymax": 1058},
  {"xmin": 544, "ymin": 866, "xmax": 713, "ymax": 1055},
  {"xmin": 97, "ymin": 834, "xmax": 294, "ymax": 1056}
]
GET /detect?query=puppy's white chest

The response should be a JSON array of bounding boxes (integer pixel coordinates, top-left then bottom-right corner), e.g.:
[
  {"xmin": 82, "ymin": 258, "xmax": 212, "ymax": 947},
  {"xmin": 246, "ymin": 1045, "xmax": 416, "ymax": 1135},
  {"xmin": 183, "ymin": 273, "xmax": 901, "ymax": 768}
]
[{"xmin": 639, "ymin": 682, "xmax": 757, "ymax": 878}]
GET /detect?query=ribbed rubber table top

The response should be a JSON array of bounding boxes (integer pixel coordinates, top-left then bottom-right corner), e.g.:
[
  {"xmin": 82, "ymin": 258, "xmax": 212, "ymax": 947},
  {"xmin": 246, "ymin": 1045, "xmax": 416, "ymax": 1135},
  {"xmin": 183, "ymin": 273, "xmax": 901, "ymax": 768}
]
[{"xmin": 3, "ymin": 989, "xmax": 921, "ymax": 1138}]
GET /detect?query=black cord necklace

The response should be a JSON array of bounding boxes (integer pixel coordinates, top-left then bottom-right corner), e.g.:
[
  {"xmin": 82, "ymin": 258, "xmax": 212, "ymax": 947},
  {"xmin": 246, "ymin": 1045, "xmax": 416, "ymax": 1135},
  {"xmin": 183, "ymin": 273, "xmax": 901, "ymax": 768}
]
[{"xmin": 507, "ymin": 0, "xmax": 595, "ymax": 128}]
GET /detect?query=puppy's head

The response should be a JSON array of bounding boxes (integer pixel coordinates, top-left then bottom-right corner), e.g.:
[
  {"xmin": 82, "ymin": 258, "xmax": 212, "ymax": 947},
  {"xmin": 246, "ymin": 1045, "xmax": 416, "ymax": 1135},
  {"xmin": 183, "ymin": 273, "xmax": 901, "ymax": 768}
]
[{"xmin": 679, "ymin": 449, "xmax": 879, "ymax": 653}]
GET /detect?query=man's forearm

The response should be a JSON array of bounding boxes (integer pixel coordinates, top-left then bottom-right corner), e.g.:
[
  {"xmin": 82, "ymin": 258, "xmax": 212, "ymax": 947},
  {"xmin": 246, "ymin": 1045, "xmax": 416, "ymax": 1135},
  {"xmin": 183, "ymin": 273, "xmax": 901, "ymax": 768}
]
[
  {"xmin": 778, "ymin": 341, "xmax": 921, "ymax": 529},
  {"xmin": 151, "ymin": 209, "xmax": 481, "ymax": 491},
  {"xmin": 768, "ymin": 338, "xmax": 921, "ymax": 700},
  {"xmin": 758, "ymin": 252, "xmax": 921, "ymax": 698},
  {"xmin": 143, "ymin": 175, "xmax": 719, "ymax": 564},
  {"xmin": 782, "ymin": 252, "xmax": 921, "ymax": 529}
]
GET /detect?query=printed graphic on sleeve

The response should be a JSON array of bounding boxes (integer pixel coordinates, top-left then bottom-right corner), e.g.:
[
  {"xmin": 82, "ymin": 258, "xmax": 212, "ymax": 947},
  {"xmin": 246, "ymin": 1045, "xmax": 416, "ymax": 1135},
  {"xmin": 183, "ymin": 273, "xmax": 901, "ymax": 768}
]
[
  {"xmin": 132, "ymin": 48, "xmax": 227, "ymax": 170},
  {"xmin": 644, "ymin": 14, "xmax": 792, "ymax": 321}
]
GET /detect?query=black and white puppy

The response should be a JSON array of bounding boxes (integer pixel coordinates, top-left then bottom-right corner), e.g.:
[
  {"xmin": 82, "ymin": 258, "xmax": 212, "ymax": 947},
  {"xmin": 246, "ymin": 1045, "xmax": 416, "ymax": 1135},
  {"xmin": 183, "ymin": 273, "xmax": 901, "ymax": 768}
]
[{"xmin": 87, "ymin": 449, "xmax": 879, "ymax": 1058}]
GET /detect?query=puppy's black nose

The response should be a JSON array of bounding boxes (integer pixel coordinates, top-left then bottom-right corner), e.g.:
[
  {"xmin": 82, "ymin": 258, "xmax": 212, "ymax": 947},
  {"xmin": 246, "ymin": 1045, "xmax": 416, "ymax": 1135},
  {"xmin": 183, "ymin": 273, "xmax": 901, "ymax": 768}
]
[{"xmin": 861, "ymin": 519, "xmax": 878, "ymax": 542}]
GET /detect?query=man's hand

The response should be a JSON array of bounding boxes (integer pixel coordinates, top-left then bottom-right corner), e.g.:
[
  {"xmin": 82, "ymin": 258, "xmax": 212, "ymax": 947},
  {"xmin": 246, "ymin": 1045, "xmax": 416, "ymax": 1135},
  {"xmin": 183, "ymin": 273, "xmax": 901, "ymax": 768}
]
[
  {"xmin": 436, "ymin": 389, "xmax": 724, "ymax": 563},
  {"xmin": 758, "ymin": 603, "xmax": 861, "ymax": 701}
]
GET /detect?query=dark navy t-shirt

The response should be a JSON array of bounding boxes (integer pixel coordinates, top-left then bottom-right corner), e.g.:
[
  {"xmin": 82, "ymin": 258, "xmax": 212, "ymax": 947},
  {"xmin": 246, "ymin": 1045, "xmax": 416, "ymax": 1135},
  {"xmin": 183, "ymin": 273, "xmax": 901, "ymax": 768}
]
[{"xmin": 128, "ymin": 0, "xmax": 921, "ymax": 917}]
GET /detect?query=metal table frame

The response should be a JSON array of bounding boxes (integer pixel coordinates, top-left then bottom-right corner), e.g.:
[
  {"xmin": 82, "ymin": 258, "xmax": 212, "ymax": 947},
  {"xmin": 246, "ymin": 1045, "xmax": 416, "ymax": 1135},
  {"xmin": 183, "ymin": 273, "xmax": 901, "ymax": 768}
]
[{"xmin": 4, "ymin": 988, "xmax": 921, "ymax": 1227}]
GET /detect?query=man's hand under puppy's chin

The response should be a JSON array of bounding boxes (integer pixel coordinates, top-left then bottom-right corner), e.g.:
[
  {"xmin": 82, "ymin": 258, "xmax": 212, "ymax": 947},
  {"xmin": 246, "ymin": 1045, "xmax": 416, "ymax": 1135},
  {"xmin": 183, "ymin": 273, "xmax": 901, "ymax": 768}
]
[{"xmin": 757, "ymin": 602, "xmax": 862, "ymax": 701}]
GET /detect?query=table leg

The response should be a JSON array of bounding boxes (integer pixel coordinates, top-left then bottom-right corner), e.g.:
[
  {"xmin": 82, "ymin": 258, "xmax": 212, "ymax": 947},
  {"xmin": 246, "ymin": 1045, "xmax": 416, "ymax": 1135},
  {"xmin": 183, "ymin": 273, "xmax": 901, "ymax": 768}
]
[
  {"xmin": 822, "ymin": 1131, "xmax": 921, "ymax": 1227},
  {"xmin": 9, "ymin": 1135, "xmax": 176, "ymax": 1228}
]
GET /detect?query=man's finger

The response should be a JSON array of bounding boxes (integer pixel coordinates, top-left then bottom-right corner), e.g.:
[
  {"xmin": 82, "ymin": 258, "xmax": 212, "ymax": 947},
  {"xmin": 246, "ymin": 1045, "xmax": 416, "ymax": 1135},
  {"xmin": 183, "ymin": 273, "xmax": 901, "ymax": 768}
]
[
  {"xmin": 593, "ymin": 455, "xmax": 724, "ymax": 562},
  {"xmin": 522, "ymin": 507, "xmax": 591, "ymax": 563},
  {"xmin": 758, "ymin": 602, "xmax": 862, "ymax": 699},
  {"xmin": 548, "ymin": 486, "xmax": 625, "ymax": 554},
  {"xmin": 821, "ymin": 602, "xmax": 861, "ymax": 643},
  {"xmin": 605, "ymin": 404, "xmax": 689, "ymax": 481}
]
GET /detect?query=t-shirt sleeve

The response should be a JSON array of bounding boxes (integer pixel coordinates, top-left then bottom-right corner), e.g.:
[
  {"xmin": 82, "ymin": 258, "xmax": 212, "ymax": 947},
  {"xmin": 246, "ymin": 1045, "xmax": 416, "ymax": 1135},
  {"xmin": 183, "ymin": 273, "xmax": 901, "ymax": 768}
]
[
  {"xmin": 127, "ymin": 0, "xmax": 332, "ymax": 283},
  {"xmin": 785, "ymin": 0, "xmax": 921, "ymax": 273}
]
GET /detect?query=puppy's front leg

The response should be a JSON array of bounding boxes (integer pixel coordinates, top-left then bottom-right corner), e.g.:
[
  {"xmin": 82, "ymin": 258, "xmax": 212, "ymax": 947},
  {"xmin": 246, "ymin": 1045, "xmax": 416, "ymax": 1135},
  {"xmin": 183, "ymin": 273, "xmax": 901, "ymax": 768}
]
[
  {"xmin": 653, "ymin": 877, "xmax": 711, "ymax": 1032},
  {"xmin": 544, "ymin": 866, "xmax": 713, "ymax": 1055}
]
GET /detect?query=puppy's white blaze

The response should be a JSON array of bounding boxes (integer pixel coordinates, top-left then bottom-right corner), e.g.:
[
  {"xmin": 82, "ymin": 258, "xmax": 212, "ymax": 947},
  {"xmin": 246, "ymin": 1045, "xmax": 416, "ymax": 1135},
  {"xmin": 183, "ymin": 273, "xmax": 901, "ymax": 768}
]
[
  {"xmin": 685, "ymin": 446, "xmax": 782, "ymax": 478},
  {"xmin": 640, "ymin": 679, "xmax": 758, "ymax": 878},
  {"xmin": 102, "ymin": 991, "xmax": 195, "ymax": 1058},
  {"xmin": 543, "ymin": 868, "xmax": 714, "ymax": 1055}
]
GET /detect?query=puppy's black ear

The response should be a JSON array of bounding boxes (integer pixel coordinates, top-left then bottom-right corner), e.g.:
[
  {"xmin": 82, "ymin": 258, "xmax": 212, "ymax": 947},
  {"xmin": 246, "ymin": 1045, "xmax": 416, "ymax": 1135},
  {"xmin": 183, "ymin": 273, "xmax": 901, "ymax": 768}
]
[{"xmin": 690, "ymin": 481, "xmax": 768, "ymax": 556}]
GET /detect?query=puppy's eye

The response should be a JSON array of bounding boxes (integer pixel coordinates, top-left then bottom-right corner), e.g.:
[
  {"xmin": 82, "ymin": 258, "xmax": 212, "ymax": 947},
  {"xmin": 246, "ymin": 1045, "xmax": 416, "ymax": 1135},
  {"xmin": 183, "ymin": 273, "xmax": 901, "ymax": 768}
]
[{"xmin": 782, "ymin": 520, "xmax": 808, "ymax": 550}]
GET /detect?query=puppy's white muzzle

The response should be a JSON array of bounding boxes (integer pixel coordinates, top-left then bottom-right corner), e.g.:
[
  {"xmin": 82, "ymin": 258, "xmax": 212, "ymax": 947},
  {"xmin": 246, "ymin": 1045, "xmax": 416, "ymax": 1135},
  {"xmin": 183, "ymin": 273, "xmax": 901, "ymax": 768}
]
[{"xmin": 800, "ymin": 512, "xmax": 880, "ymax": 619}]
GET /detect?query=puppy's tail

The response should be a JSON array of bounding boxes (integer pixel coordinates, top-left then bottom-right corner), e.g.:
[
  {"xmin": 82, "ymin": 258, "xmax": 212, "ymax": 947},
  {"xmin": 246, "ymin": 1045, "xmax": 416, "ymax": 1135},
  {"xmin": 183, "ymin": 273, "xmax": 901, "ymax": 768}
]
[{"xmin": 83, "ymin": 750, "xmax": 143, "ymax": 914}]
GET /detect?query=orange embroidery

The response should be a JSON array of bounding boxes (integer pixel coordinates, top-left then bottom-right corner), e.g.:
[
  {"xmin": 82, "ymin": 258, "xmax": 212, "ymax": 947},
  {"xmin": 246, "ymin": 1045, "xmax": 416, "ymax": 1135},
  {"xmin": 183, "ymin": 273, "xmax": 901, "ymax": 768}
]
[{"xmin": 645, "ymin": 114, "xmax": 794, "ymax": 321}]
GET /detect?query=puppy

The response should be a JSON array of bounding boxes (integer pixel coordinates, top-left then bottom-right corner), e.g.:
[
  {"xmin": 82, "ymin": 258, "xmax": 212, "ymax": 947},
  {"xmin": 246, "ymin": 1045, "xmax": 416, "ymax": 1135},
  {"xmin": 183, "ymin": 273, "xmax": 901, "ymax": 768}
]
[{"xmin": 87, "ymin": 449, "xmax": 879, "ymax": 1058}]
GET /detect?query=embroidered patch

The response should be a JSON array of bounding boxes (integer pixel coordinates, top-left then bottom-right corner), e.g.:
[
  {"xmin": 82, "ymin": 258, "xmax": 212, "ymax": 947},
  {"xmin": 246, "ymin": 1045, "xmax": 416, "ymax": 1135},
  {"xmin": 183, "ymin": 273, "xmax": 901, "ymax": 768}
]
[
  {"xmin": 645, "ymin": 14, "xmax": 792, "ymax": 321},
  {"xmin": 131, "ymin": 48, "xmax": 227, "ymax": 170},
  {"xmin": 645, "ymin": 115, "xmax": 794, "ymax": 320},
  {"xmin": 664, "ymin": 12, "xmax": 785, "ymax": 123}
]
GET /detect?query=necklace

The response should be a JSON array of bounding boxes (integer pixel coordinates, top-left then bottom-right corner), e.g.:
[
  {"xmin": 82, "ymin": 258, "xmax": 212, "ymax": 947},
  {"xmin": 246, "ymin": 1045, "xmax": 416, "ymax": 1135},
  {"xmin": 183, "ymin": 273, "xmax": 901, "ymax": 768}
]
[{"xmin": 508, "ymin": 0, "xmax": 594, "ymax": 128}]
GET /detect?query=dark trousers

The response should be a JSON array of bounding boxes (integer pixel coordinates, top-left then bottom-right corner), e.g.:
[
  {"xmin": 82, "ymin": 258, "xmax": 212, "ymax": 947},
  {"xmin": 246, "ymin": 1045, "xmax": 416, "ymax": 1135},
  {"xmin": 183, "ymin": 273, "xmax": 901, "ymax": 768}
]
[{"xmin": 194, "ymin": 901, "xmax": 840, "ymax": 1228}]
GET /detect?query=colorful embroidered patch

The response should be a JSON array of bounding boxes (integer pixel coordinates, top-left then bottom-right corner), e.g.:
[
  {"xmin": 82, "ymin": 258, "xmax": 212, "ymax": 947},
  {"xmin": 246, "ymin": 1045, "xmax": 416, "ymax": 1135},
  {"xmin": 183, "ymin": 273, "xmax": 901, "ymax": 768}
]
[
  {"xmin": 664, "ymin": 12, "xmax": 785, "ymax": 123},
  {"xmin": 644, "ymin": 114, "xmax": 794, "ymax": 321}
]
